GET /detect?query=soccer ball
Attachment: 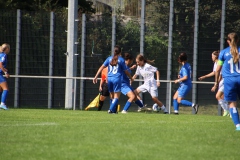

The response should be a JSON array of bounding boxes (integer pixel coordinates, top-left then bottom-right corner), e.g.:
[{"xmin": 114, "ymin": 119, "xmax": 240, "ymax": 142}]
[{"xmin": 152, "ymin": 103, "xmax": 160, "ymax": 112}]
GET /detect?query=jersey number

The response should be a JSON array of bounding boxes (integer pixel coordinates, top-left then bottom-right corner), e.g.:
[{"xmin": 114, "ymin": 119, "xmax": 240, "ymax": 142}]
[
  {"xmin": 109, "ymin": 65, "xmax": 118, "ymax": 74},
  {"xmin": 228, "ymin": 58, "xmax": 240, "ymax": 73}
]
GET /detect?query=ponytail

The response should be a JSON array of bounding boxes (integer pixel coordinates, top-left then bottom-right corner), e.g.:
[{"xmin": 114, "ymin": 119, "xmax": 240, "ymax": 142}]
[
  {"xmin": 228, "ymin": 33, "xmax": 239, "ymax": 63},
  {"xmin": 136, "ymin": 54, "xmax": 155, "ymax": 65},
  {"xmin": 110, "ymin": 45, "xmax": 122, "ymax": 66}
]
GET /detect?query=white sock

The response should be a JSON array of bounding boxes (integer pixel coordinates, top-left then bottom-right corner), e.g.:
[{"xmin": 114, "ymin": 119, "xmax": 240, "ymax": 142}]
[
  {"xmin": 161, "ymin": 105, "xmax": 168, "ymax": 112},
  {"xmin": 1, "ymin": 102, "xmax": 5, "ymax": 105},
  {"xmin": 174, "ymin": 110, "xmax": 178, "ymax": 113},
  {"xmin": 223, "ymin": 100, "xmax": 229, "ymax": 111},
  {"xmin": 219, "ymin": 99, "xmax": 228, "ymax": 111}
]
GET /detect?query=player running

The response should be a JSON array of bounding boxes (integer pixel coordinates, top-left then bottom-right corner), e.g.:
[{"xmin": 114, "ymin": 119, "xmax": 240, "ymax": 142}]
[
  {"xmin": 173, "ymin": 52, "xmax": 199, "ymax": 114},
  {"xmin": 198, "ymin": 51, "xmax": 229, "ymax": 116},
  {"xmin": 93, "ymin": 45, "xmax": 133, "ymax": 113},
  {"xmin": 212, "ymin": 32, "xmax": 240, "ymax": 131},
  {"xmin": 132, "ymin": 54, "xmax": 168, "ymax": 114}
]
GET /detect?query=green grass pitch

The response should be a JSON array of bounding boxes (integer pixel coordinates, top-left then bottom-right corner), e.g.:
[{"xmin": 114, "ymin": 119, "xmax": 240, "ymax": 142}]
[{"xmin": 0, "ymin": 109, "xmax": 239, "ymax": 160}]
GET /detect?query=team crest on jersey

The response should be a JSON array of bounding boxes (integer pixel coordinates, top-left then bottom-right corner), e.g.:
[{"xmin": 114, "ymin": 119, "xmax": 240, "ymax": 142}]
[
  {"xmin": 1, "ymin": 57, "xmax": 5, "ymax": 62},
  {"xmin": 225, "ymin": 52, "xmax": 230, "ymax": 56}
]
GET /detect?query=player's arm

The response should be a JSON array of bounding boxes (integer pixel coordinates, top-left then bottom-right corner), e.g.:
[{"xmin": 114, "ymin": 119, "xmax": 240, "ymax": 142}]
[
  {"xmin": 132, "ymin": 74, "xmax": 138, "ymax": 80},
  {"xmin": 93, "ymin": 65, "xmax": 105, "ymax": 84},
  {"xmin": 155, "ymin": 70, "xmax": 160, "ymax": 86},
  {"xmin": 0, "ymin": 62, "xmax": 9, "ymax": 78},
  {"xmin": 99, "ymin": 77, "xmax": 103, "ymax": 91},
  {"xmin": 198, "ymin": 72, "xmax": 215, "ymax": 81},
  {"xmin": 124, "ymin": 70, "xmax": 134, "ymax": 83},
  {"xmin": 175, "ymin": 75, "xmax": 187, "ymax": 84},
  {"xmin": 211, "ymin": 61, "xmax": 222, "ymax": 92}
]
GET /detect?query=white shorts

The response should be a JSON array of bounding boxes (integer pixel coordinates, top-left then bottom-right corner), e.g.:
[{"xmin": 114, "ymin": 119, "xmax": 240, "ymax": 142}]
[
  {"xmin": 218, "ymin": 79, "xmax": 224, "ymax": 92},
  {"xmin": 137, "ymin": 84, "xmax": 158, "ymax": 98}
]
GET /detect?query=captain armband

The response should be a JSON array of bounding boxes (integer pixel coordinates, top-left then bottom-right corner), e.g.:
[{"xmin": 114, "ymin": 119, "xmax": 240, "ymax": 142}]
[{"xmin": 217, "ymin": 60, "xmax": 223, "ymax": 66}]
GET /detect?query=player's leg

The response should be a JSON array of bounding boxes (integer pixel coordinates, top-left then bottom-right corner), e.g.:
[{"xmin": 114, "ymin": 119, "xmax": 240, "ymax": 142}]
[
  {"xmin": 150, "ymin": 88, "xmax": 168, "ymax": 113},
  {"xmin": 98, "ymin": 82, "xmax": 109, "ymax": 111},
  {"xmin": 121, "ymin": 84, "xmax": 135, "ymax": 113},
  {"xmin": 0, "ymin": 76, "xmax": 8, "ymax": 110},
  {"xmin": 225, "ymin": 77, "xmax": 240, "ymax": 130},
  {"xmin": 108, "ymin": 79, "xmax": 121, "ymax": 113},
  {"xmin": 216, "ymin": 91, "xmax": 229, "ymax": 116},
  {"xmin": 173, "ymin": 91, "xmax": 179, "ymax": 114},
  {"xmin": 177, "ymin": 84, "xmax": 199, "ymax": 114}
]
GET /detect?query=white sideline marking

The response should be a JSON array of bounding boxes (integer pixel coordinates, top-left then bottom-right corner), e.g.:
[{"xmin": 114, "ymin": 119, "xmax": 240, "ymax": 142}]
[{"xmin": 0, "ymin": 122, "xmax": 58, "ymax": 127}]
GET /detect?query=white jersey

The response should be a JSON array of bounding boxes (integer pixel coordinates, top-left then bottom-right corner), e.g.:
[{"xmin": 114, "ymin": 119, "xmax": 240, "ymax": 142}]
[
  {"xmin": 213, "ymin": 61, "xmax": 224, "ymax": 92},
  {"xmin": 135, "ymin": 63, "xmax": 158, "ymax": 95},
  {"xmin": 213, "ymin": 62, "xmax": 217, "ymax": 72}
]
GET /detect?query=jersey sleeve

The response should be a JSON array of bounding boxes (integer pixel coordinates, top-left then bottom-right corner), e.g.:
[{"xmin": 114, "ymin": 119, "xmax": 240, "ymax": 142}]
[
  {"xmin": 218, "ymin": 50, "xmax": 225, "ymax": 66},
  {"xmin": 181, "ymin": 67, "xmax": 188, "ymax": 76},
  {"xmin": 135, "ymin": 66, "xmax": 140, "ymax": 75},
  {"xmin": 148, "ymin": 64, "xmax": 157, "ymax": 72},
  {"xmin": 0, "ymin": 54, "xmax": 6, "ymax": 63},
  {"xmin": 103, "ymin": 57, "xmax": 110, "ymax": 67}
]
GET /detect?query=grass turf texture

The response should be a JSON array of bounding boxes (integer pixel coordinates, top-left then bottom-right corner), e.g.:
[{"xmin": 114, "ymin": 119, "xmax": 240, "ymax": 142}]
[{"xmin": 0, "ymin": 109, "xmax": 239, "ymax": 160}]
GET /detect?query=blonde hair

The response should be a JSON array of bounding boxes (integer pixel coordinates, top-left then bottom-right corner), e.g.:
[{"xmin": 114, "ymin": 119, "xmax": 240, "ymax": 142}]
[
  {"xmin": 227, "ymin": 33, "xmax": 239, "ymax": 63},
  {"xmin": 136, "ymin": 54, "xmax": 155, "ymax": 65},
  {"xmin": 0, "ymin": 43, "xmax": 10, "ymax": 53}
]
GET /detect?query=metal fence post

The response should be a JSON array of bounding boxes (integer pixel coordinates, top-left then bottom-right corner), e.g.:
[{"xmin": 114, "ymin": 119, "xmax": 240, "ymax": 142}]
[
  {"xmin": 139, "ymin": 0, "xmax": 146, "ymax": 100},
  {"xmin": 192, "ymin": 0, "xmax": 199, "ymax": 114},
  {"xmin": 48, "ymin": 11, "xmax": 54, "ymax": 109},
  {"xmin": 220, "ymin": 0, "xmax": 226, "ymax": 51},
  {"xmin": 14, "ymin": 9, "xmax": 21, "ymax": 108},
  {"xmin": 65, "ymin": 0, "xmax": 78, "ymax": 109},
  {"xmin": 218, "ymin": 0, "xmax": 226, "ymax": 116},
  {"xmin": 80, "ymin": 13, "xmax": 86, "ymax": 110},
  {"xmin": 111, "ymin": 14, "xmax": 116, "ymax": 55},
  {"xmin": 166, "ymin": 0, "xmax": 174, "ymax": 110}
]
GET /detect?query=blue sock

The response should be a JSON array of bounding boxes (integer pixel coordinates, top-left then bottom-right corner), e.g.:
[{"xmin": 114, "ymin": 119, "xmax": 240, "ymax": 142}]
[
  {"xmin": 123, "ymin": 101, "xmax": 132, "ymax": 111},
  {"xmin": 173, "ymin": 99, "xmax": 179, "ymax": 111},
  {"xmin": 135, "ymin": 99, "xmax": 143, "ymax": 107},
  {"xmin": 1, "ymin": 90, "xmax": 8, "ymax": 104},
  {"xmin": 109, "ymin": 98, "xmax": 118, "ymax": 113},
  {"xmin": 180, "ymin": 100, "xmax": 192, "ymax": 106},
  {"xmin": 108, "ymin": 99, "xmax": 112, "ymax": 110},
  {"xmin": 230, "ymin": 107, "xmax": 240, "ymax": 126}
]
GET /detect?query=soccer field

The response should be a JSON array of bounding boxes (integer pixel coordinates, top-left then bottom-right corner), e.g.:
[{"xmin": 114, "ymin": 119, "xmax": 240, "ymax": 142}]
[{"xmin": 0, "ymin": 109, "xmax": 239, "ymax": 160}]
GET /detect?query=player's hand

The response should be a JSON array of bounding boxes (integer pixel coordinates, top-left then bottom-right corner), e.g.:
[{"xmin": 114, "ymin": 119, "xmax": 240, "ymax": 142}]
[
  {"xmin": 198, "ymin": 76, "xmax": 204, "ymax": 81},
  {"xmin": 157, "ymin": 81, "xmax": 160, "ymax": 87},
  {"xmin": 211, "ymin": 85, "xmax": 217, "ymax": 92},
  {"xmin": 131, "ymin": 65, "xmax": 137, "ymax": 70},
  {"xmin": 93, "ymin": 77, "xmax": 98, "ymax": 84},
  {"xmin": 5, "ymin": 73, "xmax": 10, "ymax": 78},
  {"xmin": 99, "ymin": 86, "xmax": 102, "ymax": 92}
]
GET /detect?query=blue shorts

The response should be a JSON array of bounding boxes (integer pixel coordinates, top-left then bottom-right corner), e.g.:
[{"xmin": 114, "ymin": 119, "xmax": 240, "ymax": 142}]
[
  {"xmin": 108, "ymin": 77, "xmax": 122, "ymax": 93},
  {"xmin": 177, "ymin": 83, "xmax": 192, "ymax": 98},
  {"xmin": 224, "ymin": 76, "xmax": 240, "ymax": 101},
  {"xmin": 121, "ymin": 83, "xmax": 134, "ymax": 95},
  {"xmin": 0, "ymin": 74, "xmax": 6, "ymax": 83}
]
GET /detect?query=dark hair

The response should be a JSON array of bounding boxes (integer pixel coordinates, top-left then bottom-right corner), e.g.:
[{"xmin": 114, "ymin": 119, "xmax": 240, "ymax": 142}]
[
  {"xmin": 227, "ymin": 32, "xmax": 239, "ymax": 63},
  {"xmin": 124, "ymin": 52, "xmax": 133, "ymax": 60},
  {"xmin": 212, "ymin": 50, "xmax": 220, "ymax": 58},
  {"xmin": 136, "ymin": 54, "xmax": 155, "ymax": 64},
  {"xmin": 178, "ymin": 52, "xmax": 187, "ymax": 62},
  {"xmin": 110, "ymin": 45, "xmax": 122, "ymax": 66}
]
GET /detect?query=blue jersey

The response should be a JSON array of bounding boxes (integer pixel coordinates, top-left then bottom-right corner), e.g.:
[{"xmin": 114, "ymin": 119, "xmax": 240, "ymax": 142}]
[
  {"xmin": 103, "ymin": 56, "xmax": 127, "ymax": 79},
  {"xmin": 0, "ymin": 52, "xmax": 7, "ymax": 74},
  {"xmin": 179, "ymin": 63, "xmax": 192, "ymax": 85},
  {"xmin": 219, "ymin": 46, "xmax": 240, "ymax": 77},
  {"xmin": 122, "ymin": 65, "xmax": 131, "ymax": 85}
]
